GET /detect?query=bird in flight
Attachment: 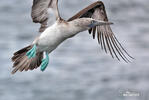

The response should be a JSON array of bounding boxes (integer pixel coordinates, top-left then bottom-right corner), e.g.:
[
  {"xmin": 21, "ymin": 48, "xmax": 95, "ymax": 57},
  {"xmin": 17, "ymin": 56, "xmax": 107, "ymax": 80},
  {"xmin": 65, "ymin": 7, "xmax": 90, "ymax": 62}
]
[{"xmin": 11, "ymin": 0, "xmax": 133, "ymax": 74}]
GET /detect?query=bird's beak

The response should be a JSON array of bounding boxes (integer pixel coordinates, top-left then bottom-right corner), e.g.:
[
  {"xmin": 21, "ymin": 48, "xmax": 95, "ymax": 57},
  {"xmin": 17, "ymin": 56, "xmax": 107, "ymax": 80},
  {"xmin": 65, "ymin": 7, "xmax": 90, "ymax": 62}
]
[
  {"xmin": 88, "ymin": 20, "xmax": 113, "ymax": 28},
  {"xmin": 96, "ymin": 20, "xmax": 113, "ymax": 25}
]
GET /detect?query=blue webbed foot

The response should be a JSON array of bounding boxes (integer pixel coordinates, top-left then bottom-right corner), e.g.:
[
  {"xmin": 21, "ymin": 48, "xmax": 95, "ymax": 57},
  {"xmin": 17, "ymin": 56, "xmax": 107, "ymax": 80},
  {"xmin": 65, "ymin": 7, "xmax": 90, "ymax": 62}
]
[
  {"xmin": 40, "ymin": 52, "xmax": 49, "ymax": 71},
  {"xmin": 26, "ymin": 44, "xmax": 36, "ymax": 59}
]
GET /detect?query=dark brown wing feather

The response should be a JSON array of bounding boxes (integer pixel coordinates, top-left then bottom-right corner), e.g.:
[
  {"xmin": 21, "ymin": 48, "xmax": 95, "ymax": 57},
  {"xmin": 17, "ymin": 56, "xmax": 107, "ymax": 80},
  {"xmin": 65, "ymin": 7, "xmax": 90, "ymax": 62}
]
[
  {"xmin": 68, "ymin": 1, "xmax": 134, "ymax": 62},
  {"xmin": 32, "ymin": 0, "xmax": 60, "ymax": 32}
]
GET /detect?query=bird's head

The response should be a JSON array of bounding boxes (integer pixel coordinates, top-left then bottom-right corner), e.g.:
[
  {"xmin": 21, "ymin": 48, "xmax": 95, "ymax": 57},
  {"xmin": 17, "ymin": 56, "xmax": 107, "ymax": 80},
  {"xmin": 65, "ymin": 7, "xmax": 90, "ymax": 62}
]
[{"xmin": 71, "ymin": 18, "xmax": 113, "ymax": 32}]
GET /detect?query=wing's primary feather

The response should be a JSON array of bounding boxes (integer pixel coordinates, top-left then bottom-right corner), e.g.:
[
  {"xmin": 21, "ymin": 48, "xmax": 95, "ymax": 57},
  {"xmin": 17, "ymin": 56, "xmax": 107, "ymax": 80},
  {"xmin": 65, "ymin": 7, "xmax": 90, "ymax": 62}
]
[
  {"xmin": 31, "ymin": 0, "xmax": 60, "ymax": 32},
  {"xmin": 68, "ymin": 1, "xmax": 134, "ymax": 62}
]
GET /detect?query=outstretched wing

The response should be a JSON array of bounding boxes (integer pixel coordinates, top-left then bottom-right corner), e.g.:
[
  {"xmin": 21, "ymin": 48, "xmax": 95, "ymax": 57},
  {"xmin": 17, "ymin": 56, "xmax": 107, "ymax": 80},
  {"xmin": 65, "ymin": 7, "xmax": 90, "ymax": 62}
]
[
  {"xmin": 31, "ymin": 0, "xmax": 60, "ymax": 32},
  {"xmin": 68, "ymin": 1, "xmax": 134, "ymax": 62}
]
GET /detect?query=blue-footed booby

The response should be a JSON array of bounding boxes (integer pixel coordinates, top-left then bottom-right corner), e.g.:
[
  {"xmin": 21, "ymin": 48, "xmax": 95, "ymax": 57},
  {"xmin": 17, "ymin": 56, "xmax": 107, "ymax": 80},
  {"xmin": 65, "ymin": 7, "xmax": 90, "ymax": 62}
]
[{"xmin": 11, "ymin": 0, "xmax": 133, "ymax": 74}]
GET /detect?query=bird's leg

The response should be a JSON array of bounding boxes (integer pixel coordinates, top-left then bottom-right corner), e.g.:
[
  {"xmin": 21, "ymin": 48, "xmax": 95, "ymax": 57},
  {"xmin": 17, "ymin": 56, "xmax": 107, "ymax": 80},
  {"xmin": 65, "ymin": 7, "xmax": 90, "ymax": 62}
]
[
  {"xmin": 26, "ymin": 44, "xmax": 36, "ymax": 59},
  {"xmin": 40, "ymin": 52, "xmax": 49, "ymax": 71}
]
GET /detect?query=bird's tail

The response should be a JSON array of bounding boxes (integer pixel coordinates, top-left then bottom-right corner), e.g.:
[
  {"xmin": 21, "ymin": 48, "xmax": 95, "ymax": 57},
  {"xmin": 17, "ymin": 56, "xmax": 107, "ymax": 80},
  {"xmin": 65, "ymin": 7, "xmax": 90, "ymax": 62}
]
[{"xmin": 11, "ymin": 45, "xmax": 43, "ymax": 74}]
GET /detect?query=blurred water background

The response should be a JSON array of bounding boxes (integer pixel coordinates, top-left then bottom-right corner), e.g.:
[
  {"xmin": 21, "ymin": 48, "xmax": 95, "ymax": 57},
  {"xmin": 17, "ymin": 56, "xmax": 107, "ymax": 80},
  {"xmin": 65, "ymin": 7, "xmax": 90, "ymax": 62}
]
[{"xmin": 0, "ymin": 0, "xmax": 149, "ymax": 100}]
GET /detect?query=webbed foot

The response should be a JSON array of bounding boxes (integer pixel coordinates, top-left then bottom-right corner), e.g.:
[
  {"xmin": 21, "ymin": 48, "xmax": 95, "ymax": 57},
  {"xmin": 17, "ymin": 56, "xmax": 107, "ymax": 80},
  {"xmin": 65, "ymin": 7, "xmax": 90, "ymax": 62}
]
[
  {"xmin": 26, "ymin": 44, "xmax": 36, "ymax": 59},
  {"xmin": 40, "ymin": 52, "xmax": 49, "ymax": 71}
]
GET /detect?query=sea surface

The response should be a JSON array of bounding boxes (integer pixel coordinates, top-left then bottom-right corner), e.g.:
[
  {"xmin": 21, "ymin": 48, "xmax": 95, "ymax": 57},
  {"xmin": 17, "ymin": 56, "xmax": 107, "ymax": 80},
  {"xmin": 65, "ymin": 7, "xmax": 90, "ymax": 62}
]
[{"xmin": 0, "ymin": 0, "xmax": 149, "ymax": 100}]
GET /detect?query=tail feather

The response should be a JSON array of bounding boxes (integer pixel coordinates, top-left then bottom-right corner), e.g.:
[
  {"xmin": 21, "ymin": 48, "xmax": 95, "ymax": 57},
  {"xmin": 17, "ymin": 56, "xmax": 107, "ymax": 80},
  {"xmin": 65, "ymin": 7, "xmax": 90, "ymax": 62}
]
[
  {"xmin": 12, "ymin": 45, "xmax": 31, "ymax": 62},
  {"xmin": 11, "ymin": 45, "xmax": 43, "ymax": 74},
  {"xmin": 19, "ymin": 57, "xmax": 29, "ymax": 72},
  {"xmin": 13, "ymin": 45, "xmax": 32, "ymax": 55},
  {"xmin": 13, "ymin": 53, "xmax": 25, "ymax": 68}
]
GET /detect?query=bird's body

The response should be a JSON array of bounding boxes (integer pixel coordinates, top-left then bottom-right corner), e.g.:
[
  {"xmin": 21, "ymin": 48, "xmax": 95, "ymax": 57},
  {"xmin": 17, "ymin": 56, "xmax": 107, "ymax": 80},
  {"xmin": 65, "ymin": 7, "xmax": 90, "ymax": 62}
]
[
  {"xmin": 36, "ymin": 20, "xmax": 69, "ymax": 53},
  {"xmin": 11, "ymin": 0, "xmax": 133, "ymax": 74},
  {"xmin": 35, "ymin": 18, "xmax": 92, "ymax": 53}
]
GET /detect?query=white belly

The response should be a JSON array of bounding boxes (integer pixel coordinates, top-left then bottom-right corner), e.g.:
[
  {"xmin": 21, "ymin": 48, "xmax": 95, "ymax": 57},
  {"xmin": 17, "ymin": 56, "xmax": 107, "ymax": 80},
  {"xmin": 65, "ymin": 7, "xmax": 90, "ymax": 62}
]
[{"xmin": 37, "ymin": 22, "xmax": 74, "ymax": 53}]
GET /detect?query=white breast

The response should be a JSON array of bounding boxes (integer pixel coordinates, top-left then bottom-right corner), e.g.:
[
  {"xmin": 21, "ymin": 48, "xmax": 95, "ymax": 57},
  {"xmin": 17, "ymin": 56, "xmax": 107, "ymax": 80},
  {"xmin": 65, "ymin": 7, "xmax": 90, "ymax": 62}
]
[
  {"xmin": 36, "ymin": 19, "xmax": 85, "ymax": 53},
  {"xmin": 37, "ymin": 22, "xmax": 73, "ymax": 53}
]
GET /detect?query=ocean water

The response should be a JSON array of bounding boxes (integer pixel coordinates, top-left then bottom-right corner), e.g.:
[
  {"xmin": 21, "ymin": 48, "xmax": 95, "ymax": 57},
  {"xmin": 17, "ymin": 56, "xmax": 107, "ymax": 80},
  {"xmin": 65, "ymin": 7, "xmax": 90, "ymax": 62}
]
[{"xmin": 0, "ymin": 0, "xmax": 149, "ymax": 100}]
